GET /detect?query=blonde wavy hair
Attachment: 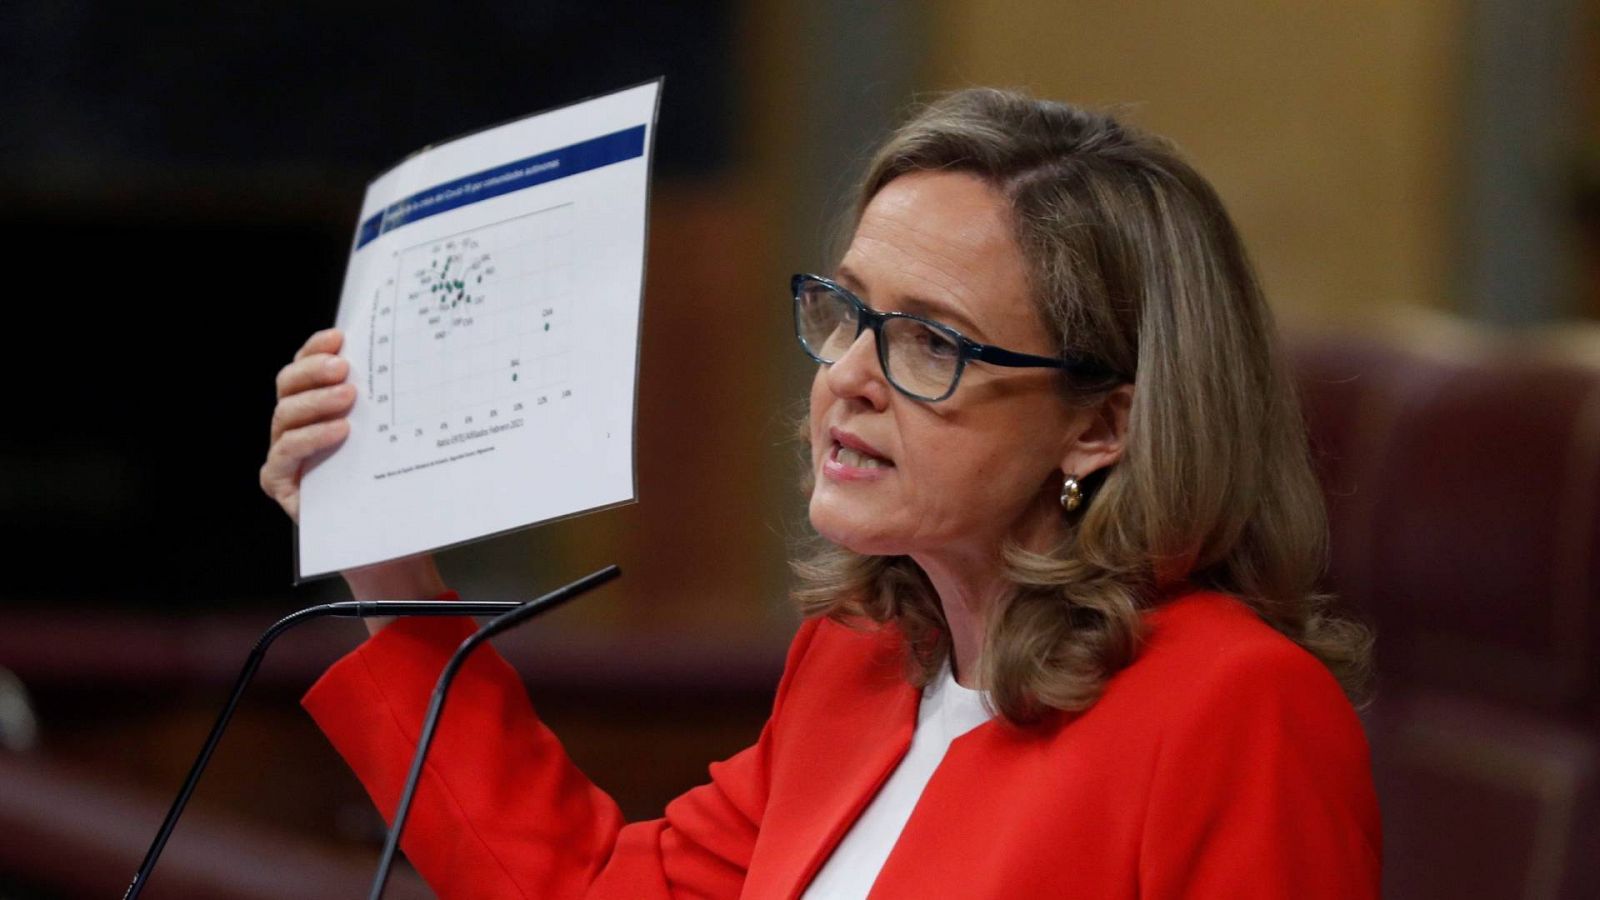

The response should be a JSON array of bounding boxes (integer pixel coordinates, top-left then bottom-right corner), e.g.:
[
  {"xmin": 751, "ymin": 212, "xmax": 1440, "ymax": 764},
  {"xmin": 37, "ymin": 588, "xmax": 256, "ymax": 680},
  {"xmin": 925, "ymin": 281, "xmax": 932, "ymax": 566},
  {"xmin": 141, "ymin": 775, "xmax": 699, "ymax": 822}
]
[{"xmin": 790, "ymin": 87, "xmax": 1372, "ymax": 728}]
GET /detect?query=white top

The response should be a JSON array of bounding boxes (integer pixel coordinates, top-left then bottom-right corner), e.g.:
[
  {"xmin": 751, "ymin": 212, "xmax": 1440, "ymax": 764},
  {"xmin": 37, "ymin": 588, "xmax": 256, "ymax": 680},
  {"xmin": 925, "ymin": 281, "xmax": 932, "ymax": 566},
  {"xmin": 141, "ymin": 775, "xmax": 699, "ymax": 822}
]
[{"xmin": 800, "ymin": 656, "xmax": 996, "ymax": 899}]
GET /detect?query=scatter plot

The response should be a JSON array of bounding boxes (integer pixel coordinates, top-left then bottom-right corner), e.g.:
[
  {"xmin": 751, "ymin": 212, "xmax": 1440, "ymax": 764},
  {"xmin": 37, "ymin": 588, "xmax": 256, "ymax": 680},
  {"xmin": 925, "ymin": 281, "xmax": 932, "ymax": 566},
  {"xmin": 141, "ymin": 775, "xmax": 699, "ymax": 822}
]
[{"xmin": 370, "ymin": 204, "xmax": 577, "ymax": 440}]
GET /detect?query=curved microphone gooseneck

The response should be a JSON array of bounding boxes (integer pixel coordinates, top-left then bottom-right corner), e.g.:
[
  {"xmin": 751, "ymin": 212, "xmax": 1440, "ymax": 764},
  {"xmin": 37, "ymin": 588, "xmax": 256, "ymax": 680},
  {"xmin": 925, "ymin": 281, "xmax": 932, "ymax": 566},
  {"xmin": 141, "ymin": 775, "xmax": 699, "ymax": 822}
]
[
  {"xmin": 368, "ymin": 564, "xmax": 622, "ymax": 900},
  {"xmin": 123, "ymin": 596, "xmax": 541, "ymax": 899}
]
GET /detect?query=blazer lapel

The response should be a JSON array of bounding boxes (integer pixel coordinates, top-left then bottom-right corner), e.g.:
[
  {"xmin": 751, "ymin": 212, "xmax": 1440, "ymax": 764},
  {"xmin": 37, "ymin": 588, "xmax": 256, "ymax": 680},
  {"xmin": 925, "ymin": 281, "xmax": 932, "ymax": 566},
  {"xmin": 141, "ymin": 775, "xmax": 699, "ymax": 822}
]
[
  {"xmin": 789, "ymin": 680, "xmax": 918, "ymax": 897},
  {"xmin": 743, "ymin": 619, "xmax": 921, "ymax": 899}
]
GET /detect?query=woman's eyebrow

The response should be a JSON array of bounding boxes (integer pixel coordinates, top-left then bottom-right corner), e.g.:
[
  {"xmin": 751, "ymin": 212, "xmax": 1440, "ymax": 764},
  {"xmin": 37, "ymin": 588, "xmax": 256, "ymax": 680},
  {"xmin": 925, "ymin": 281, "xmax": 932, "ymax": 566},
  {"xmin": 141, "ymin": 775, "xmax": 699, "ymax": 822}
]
[{"xmin": 834, "ymin": 266, "xmax": 989, "ymax": 341}]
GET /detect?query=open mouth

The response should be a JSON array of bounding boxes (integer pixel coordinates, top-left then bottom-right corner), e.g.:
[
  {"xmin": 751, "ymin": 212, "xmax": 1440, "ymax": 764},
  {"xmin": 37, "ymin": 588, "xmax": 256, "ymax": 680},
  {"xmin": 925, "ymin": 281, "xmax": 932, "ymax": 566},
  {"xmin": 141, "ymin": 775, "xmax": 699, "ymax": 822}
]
[{"xmin": 831, "ymin": 441, "xmax": 893, "ymax": 469}]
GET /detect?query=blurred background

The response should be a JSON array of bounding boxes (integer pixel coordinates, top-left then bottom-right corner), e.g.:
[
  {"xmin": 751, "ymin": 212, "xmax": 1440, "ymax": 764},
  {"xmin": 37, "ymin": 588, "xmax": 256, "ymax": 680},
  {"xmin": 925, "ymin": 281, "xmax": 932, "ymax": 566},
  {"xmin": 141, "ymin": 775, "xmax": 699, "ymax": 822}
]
[{"xmin": 1, "ymin": 1, "xmax": 1598, "ymax": 897}]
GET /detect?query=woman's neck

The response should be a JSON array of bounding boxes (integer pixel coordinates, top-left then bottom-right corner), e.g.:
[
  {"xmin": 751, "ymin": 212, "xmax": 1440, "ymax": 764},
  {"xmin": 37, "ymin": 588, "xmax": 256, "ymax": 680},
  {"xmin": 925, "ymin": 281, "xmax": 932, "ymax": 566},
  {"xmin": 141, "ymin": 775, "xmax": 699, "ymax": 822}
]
[
  {"xmin": 914, "ymin": 550, "xmax": 1000, "ymax": 690},
  {"xmin": 913, "ymin": 492, "xmax": 1068, "ymax": 690}
]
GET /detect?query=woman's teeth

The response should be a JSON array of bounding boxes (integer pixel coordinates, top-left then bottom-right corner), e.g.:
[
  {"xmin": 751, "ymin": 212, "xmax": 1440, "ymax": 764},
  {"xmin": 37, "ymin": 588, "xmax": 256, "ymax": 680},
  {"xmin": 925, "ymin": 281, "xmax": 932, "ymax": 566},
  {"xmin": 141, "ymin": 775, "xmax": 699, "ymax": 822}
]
[{"xmin": 836, "ymin": 444, "xmax": 888, "ymax": 469}]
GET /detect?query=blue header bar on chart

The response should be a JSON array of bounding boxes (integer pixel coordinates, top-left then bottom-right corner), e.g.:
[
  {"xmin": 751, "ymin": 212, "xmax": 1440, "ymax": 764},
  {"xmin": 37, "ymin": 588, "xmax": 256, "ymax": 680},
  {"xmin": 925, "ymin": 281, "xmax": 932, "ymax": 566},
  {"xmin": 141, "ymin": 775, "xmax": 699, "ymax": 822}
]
[{"xmin": 355, "ymin": 123, "xmax": 647, "ymax": 249}]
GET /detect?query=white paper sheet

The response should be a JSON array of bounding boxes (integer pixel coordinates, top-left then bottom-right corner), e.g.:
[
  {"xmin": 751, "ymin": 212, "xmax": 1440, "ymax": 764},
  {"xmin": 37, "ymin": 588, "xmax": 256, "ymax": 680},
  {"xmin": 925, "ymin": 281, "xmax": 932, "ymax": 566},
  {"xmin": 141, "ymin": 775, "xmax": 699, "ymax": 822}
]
[{"xmin": 296, "ymin": 80, "xmax": 660, "ymax": 581}]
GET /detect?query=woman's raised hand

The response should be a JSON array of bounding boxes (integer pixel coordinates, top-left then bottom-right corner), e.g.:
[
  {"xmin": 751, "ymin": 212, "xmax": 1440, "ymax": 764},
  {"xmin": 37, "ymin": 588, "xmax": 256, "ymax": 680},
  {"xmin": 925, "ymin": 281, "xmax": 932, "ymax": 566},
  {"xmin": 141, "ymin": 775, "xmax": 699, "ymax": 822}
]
[
  {"xmin": 260, "ymin": 328, "xmax": 355, "ymax": 524},
  {"xmin": 260, "ymin": 329, "xmax": 447, "ymax": 618}
]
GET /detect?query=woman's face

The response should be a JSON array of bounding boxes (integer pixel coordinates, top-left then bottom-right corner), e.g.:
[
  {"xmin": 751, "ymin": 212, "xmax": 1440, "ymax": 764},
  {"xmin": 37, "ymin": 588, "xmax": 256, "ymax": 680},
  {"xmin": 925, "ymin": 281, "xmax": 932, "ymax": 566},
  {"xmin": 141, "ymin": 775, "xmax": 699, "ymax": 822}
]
[{"xmin": 807, "ymin": 170, "xmax": 1110, "ymax": 561}]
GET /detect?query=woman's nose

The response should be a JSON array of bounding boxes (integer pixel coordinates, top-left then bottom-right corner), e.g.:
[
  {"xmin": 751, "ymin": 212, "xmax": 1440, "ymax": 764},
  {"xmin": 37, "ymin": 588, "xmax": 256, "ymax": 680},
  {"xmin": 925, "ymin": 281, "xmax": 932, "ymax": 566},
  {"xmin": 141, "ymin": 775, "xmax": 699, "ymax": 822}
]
[{"xmin": 824, "ymin": 326, "xmax": 891, "ymax": 409}]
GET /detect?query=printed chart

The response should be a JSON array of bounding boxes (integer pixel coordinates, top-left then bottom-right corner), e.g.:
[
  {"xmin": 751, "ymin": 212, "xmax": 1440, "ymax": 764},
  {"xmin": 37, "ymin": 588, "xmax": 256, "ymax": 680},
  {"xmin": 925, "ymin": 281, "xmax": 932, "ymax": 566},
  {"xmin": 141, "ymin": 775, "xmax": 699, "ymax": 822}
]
[
  {"xmin": 297, "ymin": 78, "xmax": 656, "ymax": 580},
  {"xmin": 370, "ymin": 203, "xmax": 577, "ymax": 444}
]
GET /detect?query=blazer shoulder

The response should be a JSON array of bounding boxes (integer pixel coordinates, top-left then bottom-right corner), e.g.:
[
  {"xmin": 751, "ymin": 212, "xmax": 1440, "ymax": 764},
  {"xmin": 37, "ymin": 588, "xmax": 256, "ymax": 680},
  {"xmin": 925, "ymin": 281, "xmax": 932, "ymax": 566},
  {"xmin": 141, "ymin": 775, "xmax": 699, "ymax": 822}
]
[
  {"xmin": 1131, "ymin": 590, "xmax": 1357, "ymax": 726},
  {"xmin": 1133, "ymin": 592, "xmax": 1383, "ymax": 893}
]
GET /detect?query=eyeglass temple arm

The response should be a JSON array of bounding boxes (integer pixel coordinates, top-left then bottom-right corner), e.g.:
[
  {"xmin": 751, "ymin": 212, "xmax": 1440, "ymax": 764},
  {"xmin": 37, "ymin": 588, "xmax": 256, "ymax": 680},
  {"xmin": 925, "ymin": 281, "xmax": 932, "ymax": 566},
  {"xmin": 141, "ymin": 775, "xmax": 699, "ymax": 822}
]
[{"xmin": 970, "ymin": 344, "xmax": 1126, "ymax": 381}]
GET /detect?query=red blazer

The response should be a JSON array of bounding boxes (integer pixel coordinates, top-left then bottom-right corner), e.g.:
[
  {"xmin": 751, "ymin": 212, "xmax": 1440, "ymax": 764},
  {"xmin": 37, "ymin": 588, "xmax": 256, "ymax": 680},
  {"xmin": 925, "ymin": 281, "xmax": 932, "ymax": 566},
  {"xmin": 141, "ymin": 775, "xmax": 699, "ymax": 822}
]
[{"xmin": 302, "ymin": 589, "xmax": 1380, "ymax": 898}]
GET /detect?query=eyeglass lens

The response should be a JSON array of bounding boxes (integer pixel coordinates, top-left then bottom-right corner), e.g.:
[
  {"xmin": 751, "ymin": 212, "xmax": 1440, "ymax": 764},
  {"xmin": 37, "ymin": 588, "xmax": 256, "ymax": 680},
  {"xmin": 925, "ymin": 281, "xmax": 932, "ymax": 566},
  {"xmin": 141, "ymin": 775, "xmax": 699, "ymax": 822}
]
[{"xmin": 795, "ymin": 281, "xmax": 962, "ymax": 400}]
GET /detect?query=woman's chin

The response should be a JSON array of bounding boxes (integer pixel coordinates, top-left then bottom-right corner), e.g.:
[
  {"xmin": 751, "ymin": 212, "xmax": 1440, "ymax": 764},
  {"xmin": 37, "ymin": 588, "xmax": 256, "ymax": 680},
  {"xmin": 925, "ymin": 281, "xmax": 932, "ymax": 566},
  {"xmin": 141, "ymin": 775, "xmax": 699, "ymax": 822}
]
[{"xmin": 808, "ymin": 502, "xmax": 903, "ymax": 556}]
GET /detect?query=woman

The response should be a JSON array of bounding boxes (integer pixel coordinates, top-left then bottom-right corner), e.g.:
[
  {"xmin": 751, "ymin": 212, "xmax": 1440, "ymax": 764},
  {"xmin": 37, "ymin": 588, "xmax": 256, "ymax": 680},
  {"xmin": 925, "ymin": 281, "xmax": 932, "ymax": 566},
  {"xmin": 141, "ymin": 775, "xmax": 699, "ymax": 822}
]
[{"xmin": 262, "ymin": 88, "xmax": 1379, "ymax": 898}]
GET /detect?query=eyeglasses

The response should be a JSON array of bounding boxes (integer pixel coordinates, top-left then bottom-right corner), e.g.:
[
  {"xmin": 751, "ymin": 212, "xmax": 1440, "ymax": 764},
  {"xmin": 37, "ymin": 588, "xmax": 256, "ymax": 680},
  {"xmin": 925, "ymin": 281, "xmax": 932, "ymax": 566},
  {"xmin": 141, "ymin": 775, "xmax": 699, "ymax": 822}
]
[{"xmin": 790, "ymin": 273, "xmax": 1120, "ymax": 402}]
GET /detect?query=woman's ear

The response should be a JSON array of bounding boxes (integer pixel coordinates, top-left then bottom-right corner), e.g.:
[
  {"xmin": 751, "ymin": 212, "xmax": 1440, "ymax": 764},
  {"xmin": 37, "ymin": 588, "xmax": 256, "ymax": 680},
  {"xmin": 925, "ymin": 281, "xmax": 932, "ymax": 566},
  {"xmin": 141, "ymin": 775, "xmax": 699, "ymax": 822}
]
[{"xmin": 1060, "ymin": 383, "xmax": 1134, "ymax": 477}]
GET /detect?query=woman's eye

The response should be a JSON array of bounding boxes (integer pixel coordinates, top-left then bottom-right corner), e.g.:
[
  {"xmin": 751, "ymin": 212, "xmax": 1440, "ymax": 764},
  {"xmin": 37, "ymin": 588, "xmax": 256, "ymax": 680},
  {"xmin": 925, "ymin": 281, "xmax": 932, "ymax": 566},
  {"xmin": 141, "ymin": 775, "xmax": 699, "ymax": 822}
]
[{"xmin": 921, "ymin": 329, "xmax": 959, "ymax": 358}]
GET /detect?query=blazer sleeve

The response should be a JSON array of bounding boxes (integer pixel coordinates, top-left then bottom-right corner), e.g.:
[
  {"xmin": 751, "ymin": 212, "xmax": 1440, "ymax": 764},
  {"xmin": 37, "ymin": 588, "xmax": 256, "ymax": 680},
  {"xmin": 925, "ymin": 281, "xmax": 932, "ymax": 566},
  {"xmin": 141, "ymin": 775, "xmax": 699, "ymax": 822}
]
[
  {"xmin": 1136, "ymin": 639, "xmax": 1382, "ymax": 899},
  {"xmin": 302, "ymin": 598, "xmax": 823, "ymax": 900}
]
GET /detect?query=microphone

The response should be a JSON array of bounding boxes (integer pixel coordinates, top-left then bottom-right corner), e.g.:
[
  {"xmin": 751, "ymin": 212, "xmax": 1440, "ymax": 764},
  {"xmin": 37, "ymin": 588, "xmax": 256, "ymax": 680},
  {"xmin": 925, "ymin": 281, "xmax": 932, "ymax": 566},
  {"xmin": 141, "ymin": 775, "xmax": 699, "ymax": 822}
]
[
  {"xmin": 123, "ymin": 594, "xmax": 559, "ymax": 900},
  {"xmin": 368, "ymin": 564, "xmax": 621, "ymax": 900}
]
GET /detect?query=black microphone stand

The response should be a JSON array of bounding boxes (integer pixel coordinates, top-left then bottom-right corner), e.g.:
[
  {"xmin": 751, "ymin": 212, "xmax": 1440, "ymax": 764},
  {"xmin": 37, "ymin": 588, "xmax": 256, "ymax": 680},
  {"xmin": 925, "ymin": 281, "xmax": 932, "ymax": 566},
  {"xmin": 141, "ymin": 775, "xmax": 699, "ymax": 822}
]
[
  {"xmin": 123, "ymin": 596, "xmax": 538, "ymax": 899},
  {"xmin": 367, "ymin": 564, "xmax": 621, "ymax": 900}
]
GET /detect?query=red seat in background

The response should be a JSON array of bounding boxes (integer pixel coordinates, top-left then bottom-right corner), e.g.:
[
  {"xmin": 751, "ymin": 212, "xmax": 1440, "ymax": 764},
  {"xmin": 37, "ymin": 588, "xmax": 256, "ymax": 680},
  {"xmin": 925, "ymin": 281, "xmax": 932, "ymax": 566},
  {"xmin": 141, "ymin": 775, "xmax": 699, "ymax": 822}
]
[{"xmin": 1288, "ymin": 317, "xmax": 1600, "ymax": 900}]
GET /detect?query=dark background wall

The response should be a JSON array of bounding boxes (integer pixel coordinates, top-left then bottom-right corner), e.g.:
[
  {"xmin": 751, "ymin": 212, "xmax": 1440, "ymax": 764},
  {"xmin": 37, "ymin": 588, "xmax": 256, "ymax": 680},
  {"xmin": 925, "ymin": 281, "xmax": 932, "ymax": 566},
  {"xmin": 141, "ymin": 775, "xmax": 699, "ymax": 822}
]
[{"xmin": 0, "ymin": 2, "xmax": 738, "ymax": 609}]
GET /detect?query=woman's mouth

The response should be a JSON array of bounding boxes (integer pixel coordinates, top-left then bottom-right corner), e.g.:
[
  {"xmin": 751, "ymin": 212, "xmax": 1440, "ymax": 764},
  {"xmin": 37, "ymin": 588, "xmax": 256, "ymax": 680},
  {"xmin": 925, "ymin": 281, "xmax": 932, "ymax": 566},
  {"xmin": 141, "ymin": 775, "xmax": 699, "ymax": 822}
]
[
  {"xmin": 823, "ymin": 438, "xmax": 894, "ymax": 481},
  {"xmin": 833, "ymin": 443, "xmax": 890, "ymax": 469}
]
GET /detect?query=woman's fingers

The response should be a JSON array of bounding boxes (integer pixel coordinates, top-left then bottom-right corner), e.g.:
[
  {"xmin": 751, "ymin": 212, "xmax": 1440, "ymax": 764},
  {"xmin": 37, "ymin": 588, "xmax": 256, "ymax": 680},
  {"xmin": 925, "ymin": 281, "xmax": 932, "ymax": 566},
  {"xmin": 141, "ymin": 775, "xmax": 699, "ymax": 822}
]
[
  {"xmin": 259, "ymin": 418, "xmax": 352, "ymax": 519},
  {"xmin": 262, "ymin": 328, "xmax": 351, "ymax": 524},
  {"xmin": 295, "ymin": 327, "xmax": 343, "ymax": 362},
  {"xmin": 270, "ymin": 381, "xmax": 357, "ymax": 446},
  {"xmin": 276, "ymin": 352, "xmax": 348, "ymax": 400},
  {"xmin": 267, "ymin": 418, "xmax": 351, "ymax": 471}
]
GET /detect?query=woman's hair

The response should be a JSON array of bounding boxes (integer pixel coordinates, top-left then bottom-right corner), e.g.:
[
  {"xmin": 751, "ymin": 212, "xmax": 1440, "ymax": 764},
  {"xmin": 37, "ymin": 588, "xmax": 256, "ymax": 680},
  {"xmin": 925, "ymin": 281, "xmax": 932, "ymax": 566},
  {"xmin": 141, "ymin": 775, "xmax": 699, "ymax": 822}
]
[{"xmin": 791, "ymin": 87, "xmax": 1372, "ymax": 727}]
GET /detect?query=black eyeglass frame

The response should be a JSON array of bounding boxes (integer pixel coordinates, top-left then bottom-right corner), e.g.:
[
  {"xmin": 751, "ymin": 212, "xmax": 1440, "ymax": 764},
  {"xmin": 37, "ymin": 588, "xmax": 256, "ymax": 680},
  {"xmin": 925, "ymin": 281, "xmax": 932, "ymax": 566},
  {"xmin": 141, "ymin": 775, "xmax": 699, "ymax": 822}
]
[{"xmin": 790, "ymin": 273, "xmax": 1124, "ymax": 402}]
